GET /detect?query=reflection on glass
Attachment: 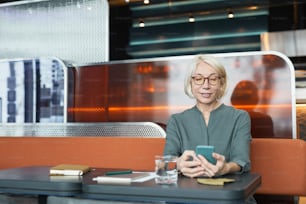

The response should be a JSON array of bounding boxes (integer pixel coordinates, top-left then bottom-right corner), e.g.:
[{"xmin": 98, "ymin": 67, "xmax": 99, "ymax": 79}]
[{"xmin": 231, "ymin": 80, "xmax": 275, "ymax": 138}]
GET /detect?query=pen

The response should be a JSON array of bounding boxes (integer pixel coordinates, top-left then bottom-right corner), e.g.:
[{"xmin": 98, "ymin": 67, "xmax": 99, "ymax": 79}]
[{"xmin": 105, "ymin": 170, "xmax": 133, "ymax": 176}]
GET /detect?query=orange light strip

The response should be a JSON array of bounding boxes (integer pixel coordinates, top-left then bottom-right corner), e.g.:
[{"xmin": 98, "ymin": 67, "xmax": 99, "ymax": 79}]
[
  {"xmin": 68, "ymin": 107, "xmax": 106, "ymax": 112},
  {"xmin": 109, "ymin": 106, "xmax": 180, "ymax": 111},
  {"xmin": 232, "ymin": 104, "xmax": 293, "ymax": 109},
  {"xmin": 68, "ymin": 104, "xmax": 293, "ymax": 113},
  {"xmin": 68, "ymin": 106, "xmax": 188, "ymax": 112}
]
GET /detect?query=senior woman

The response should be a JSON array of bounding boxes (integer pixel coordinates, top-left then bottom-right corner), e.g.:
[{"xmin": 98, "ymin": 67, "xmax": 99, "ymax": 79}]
[{"xmin": 164, "ymin": 55, "xmax": 252, "ymax": 179}]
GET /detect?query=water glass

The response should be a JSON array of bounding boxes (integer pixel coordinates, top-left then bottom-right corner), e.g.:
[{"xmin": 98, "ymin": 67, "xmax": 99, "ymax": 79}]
[{"xmin": 155, "ymin": 155, "xmax": 178, "ymax": 184}]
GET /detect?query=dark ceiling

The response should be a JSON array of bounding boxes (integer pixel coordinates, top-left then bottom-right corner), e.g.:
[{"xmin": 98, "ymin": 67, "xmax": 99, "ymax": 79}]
[{"xmin": 107, "ymin": 0, "xmax": 306, "ymax": 59}]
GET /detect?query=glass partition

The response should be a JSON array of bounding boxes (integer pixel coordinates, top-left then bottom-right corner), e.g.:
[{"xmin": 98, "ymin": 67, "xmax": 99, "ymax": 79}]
[
  {"xmin": 0, "ymin": 57, "xmax": 68, "ymax": 123},
  {"xmin": 70, "ymin": 51, "xmax": 296, "ymax": 139}
]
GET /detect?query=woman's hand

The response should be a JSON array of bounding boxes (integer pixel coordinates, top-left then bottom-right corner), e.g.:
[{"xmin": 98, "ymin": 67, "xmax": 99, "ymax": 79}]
[
  {"xmin": 197, "ymin": 153, "xmax": 241, "ymax": 177},
  {"xmin": 176, "ymin": 150, "xmax": 205, "ymax": 178}
]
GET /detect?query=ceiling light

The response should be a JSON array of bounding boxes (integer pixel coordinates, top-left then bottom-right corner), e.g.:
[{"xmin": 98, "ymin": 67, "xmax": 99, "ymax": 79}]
[
  {"xmin": 144, "ymin": 0, "xmax": 149, "ymax": 5},
  {"xmin": 228, "ymin": 10, "xmax": 234, "ymax": 18},
  {"xmin": 139, "ymin": 20, "xmax": 145, "ymax": 27},
  {"xmin": 189, "ymin": 14, "xmax": 195, "ymax": 23}
]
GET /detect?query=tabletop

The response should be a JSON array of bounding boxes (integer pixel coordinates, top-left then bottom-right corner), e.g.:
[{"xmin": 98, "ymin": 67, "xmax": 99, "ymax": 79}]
[
  {"xmin": 0, "ymin": 166, "xmax": 261, "ymax": 204},
  {"xmin": 82, "ymin": 168, "xmax": 261, "ymax": 204},
  {"xmin": 0, "ymin": 166, "xmax": 82, "ymax": 196}
]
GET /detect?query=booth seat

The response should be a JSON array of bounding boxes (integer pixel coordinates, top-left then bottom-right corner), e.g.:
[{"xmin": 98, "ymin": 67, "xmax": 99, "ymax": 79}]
[
  {"xmin": 0, "ymin": 137, "xmax": 165, "ymax": 171},
  {"xmin": 0, "ymin": 137, "xmax": 305, "ymax": 202},
  {"xmin": 250, "ymin": 138, "xmax": 306, "ymax": 196}
]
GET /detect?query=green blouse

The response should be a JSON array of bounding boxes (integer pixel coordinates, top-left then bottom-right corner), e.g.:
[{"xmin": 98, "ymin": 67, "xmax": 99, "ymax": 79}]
[{"xmin": 164, "ymin": 104, "xmax": 252, "ymax": 173}]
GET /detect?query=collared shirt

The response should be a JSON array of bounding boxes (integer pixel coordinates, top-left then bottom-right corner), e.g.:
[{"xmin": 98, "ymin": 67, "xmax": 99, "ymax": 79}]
[{"xmin": 164, "ymin": 104, "xmax": 252, "ymax": 173}]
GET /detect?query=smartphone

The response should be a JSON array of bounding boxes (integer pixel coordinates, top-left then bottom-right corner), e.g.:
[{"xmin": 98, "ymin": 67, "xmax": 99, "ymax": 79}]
[{"xmin": 196, "ymin": 145, "xmax": 216, "ymax": 165}]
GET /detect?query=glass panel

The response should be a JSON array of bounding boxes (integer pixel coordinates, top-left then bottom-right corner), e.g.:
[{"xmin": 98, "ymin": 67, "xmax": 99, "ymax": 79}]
[
  {"xmin": 0, "ymin": 57, "xmax": 68, "ymax": 123},
  {"xmin": 70, "ymin": 51, "xmax": 296, "ymax": 138}
]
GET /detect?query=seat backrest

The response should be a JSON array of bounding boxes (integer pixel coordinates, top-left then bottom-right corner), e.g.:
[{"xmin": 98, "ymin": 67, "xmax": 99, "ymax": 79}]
[
  {"xmin": 251, "ymin": 138, "xmax": 306, "ymax": 196},
  {"xmin": 0, "ymin": 137, "xmax": 166, "ymax": 171}
]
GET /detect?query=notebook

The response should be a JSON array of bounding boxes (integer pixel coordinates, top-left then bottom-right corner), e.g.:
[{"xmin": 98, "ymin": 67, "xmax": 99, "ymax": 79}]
[
  {"xmin": 93, "ymin": 172, "xmax": 155, "ymax": 184},
  {"xmin": 49, "ymin": 164, "xmax": 91, "ymax": 176}
]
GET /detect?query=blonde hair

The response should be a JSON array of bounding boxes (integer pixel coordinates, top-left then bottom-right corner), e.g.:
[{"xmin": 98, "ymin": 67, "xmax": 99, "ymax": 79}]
[{"xmin": 184, "ymin": 55, "xmax": 227, "ymax": 99}]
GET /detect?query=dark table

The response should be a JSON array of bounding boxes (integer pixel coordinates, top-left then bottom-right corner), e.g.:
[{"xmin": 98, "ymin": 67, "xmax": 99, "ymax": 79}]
[
  {"xmin": 0, "ymin": 166, "xmax": 261, "ymax": 204},
  {"xmin": 0, "ymin": 166, "xmax": 82, "ymax": 204},
  {"xmin": 82, "ymin": 168, "xmax": 261, "ymax": 204}
]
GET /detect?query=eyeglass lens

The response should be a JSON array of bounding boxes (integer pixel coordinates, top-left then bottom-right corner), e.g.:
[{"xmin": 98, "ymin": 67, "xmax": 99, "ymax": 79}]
[{"xmin": 192, "ymin": 75, "xmax": 219, "ymax": 85}]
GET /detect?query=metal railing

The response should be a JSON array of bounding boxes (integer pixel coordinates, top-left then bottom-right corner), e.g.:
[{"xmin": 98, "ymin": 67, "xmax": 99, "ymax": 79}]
[{"xmin": 0, "ymin": 122, "xmax": 166, "ymax": 138}]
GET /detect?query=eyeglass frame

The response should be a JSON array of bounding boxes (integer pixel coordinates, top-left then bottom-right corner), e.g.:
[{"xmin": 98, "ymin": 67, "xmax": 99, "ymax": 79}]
[{"xmin": 191, "ymin": 74, "xmax": 221, "ymax": 86}]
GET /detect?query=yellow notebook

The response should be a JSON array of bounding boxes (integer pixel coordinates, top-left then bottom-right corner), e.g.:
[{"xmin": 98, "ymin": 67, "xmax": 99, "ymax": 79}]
[
  {"xmin": 197, "ymin": 178, "xmax": 235, "ymax": 186},
  {"xmin": 49, "ymin": 164, "xmax": 91, "ymax": 176}
]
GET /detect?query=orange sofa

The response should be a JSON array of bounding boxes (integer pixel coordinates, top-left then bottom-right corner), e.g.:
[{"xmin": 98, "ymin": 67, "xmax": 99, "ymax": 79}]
[{"xmin": 0, "ymin": 137, "xmax": 305, "ymax": 198}]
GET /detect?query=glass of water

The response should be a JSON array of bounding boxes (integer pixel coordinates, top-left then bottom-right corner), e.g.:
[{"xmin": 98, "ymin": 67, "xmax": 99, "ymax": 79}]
[{"xmin": 155, "ymin": 155, "xmax": 178, "ymax": 184}]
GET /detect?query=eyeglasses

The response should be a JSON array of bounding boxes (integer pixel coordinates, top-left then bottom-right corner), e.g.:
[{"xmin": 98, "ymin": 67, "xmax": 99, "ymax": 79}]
[{"xmin": 191, "ymin": 75, "xmax": 220, "ymax": 86}]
